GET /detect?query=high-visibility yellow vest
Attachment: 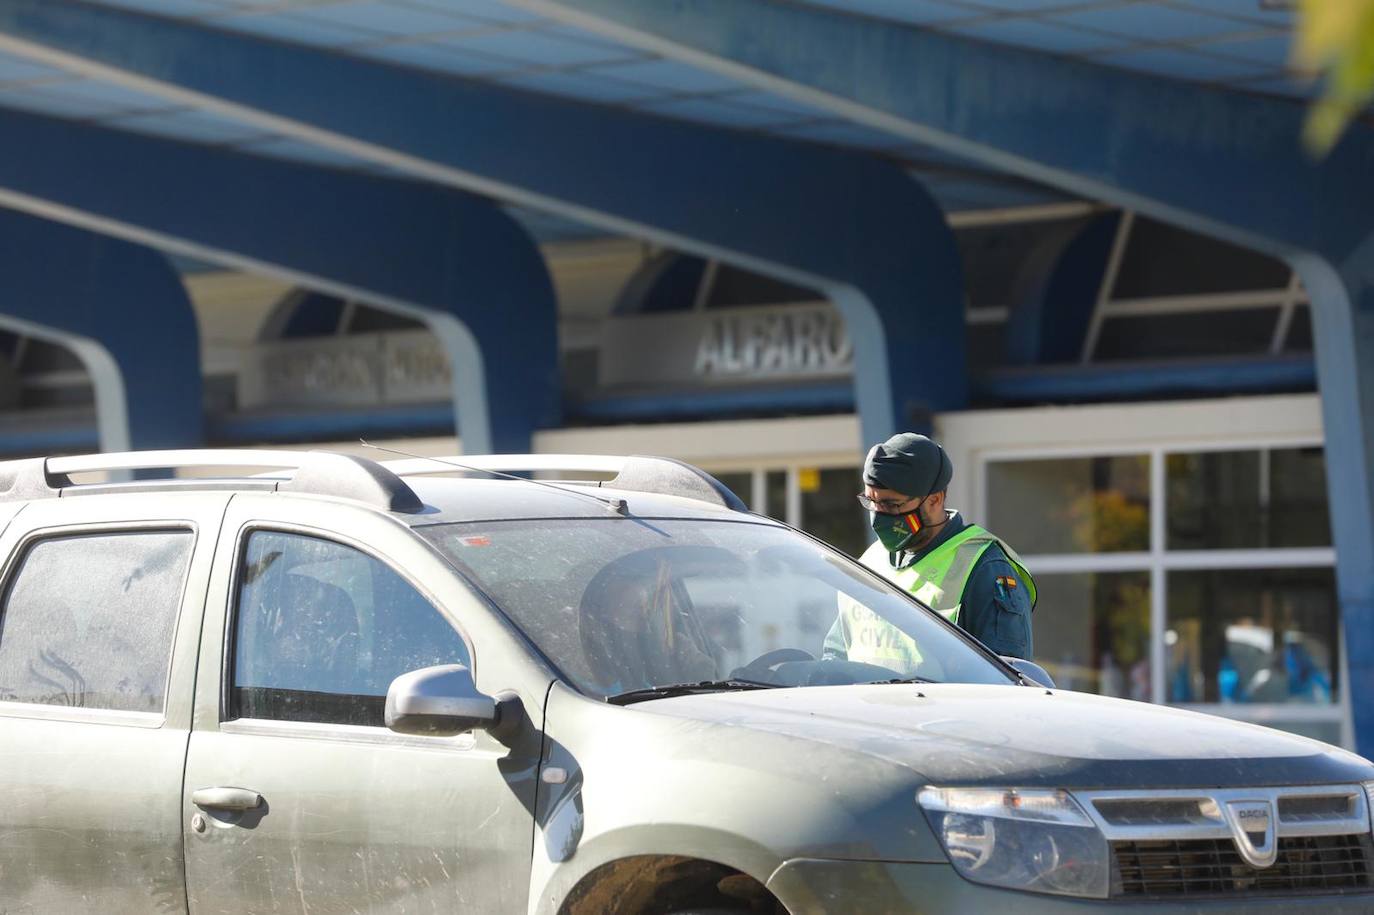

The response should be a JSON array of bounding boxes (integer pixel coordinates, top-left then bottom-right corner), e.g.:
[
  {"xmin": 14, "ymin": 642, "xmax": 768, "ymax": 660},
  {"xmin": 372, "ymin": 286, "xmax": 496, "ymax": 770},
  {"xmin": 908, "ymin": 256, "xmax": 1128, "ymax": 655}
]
[
  {"xmin": 832, "ymin": 525, "xmax": 1035, "ymax": 674},
  {"xmin": 859, "ymin": 524, "xmax": 1037, "ymax": 624}
]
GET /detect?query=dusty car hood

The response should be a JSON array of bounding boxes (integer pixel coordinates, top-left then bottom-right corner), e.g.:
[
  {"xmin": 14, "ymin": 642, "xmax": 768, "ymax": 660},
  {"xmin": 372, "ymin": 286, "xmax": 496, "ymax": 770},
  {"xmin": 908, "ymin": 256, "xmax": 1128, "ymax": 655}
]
[{"xmin": 642, "ymin": 683, "xmax": 1374, "ymax": 789}]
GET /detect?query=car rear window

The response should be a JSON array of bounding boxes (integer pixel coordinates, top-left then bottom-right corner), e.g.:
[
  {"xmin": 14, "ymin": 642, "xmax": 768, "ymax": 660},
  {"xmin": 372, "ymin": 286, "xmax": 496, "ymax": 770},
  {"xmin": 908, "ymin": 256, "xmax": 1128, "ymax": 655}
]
[{"xmin": 0, "ymin": 531, "xmax": 192, "ymax": 713}]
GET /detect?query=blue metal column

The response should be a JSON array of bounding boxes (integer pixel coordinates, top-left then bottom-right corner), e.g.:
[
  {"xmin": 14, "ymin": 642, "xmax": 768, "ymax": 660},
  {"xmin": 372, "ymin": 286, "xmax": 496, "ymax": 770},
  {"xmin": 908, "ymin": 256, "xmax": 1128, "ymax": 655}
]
[
  {"xmin": 0, "ymin": 110, "xmax": 558, "ymax": 455},
  {"xmin": 0, "ymin": 209, "xmax": 201, "ymax": 451},
  {"xmin": 0, "ymin": 0, "xmax": 967, "ymax": 445},
  {"xmin": 1291, "ymin": 251, "xmax": 1374, "ymax": 748},
  {"xmin": 1004, "ymin": 213, "xmax": 1119, "ymax": 367}
]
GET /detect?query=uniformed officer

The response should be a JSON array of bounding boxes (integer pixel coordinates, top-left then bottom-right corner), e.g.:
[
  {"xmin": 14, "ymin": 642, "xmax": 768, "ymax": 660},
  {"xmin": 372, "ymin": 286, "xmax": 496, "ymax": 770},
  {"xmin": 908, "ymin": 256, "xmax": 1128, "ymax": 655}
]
[{"xmin": 825, "ymin": 432, "xmax": 1036, "ymax": 664}]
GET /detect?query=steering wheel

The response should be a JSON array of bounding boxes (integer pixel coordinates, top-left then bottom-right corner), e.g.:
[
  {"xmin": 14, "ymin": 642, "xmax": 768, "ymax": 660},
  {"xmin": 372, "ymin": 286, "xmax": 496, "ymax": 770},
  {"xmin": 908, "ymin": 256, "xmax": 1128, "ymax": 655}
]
[{"xmin": 732, "ymin": 647, "xmax": 816, "ymax": 682}]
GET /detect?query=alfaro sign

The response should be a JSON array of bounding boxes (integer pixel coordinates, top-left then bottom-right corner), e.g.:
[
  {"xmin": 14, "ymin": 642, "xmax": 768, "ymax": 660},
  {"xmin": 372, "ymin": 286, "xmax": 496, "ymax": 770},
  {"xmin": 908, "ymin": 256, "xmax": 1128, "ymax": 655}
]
[
  {"xmin": 599, "ymin": 302, "xmax": 852, "ymax": 388},
  {"xmin": 238, "ymin": 330, "xmax": 451, "ymax": 408}
]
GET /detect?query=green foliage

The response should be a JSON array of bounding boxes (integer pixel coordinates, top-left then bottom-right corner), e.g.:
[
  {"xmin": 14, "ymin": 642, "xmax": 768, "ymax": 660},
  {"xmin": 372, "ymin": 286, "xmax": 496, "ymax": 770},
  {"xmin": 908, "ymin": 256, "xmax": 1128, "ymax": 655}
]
[{"xmin": 1296, "ymin": 0, "xmax": 1374, "ymax": 154}]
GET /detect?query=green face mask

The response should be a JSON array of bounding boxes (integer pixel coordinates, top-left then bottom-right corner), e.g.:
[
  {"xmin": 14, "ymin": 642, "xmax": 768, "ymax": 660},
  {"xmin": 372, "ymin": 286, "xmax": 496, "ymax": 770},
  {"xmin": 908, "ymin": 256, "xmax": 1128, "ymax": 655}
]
[{"xmin": 871, "ymin": 508, "xmax": 924, "ymax": 553}]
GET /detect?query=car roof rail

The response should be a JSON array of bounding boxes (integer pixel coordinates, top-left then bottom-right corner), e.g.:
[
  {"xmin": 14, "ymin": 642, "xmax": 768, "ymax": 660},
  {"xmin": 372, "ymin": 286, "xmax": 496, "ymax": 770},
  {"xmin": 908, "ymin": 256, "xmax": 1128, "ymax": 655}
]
[
  {"xmin": 0, "ymin": 449, "xmax": 424, "ymax": 513},
  {"xmin": 383, "ymin": 453, "xmax": 748, "ymax": 511}
]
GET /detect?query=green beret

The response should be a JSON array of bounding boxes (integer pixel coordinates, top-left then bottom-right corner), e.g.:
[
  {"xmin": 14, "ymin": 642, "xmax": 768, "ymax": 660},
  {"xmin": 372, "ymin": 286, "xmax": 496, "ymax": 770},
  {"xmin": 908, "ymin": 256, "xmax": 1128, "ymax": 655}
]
[{"xmin": 863, "ymin": 433, "xmax": 953, "ymax": 498}]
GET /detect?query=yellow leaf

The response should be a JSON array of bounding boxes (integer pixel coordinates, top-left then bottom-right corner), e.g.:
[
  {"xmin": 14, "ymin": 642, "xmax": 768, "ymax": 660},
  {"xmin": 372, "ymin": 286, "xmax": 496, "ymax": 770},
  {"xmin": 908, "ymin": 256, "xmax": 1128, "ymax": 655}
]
[
  {"xmin": 1295, "ymin": 0, "xmax": 1370, "ymax": 68},
  {"xmin": 1296, "ymin": 0, "xmax": 1374, "ymax": 155},
  {"xmin": 1304, "ymin": 98, "xmax": 1351, "ymax": 151}
]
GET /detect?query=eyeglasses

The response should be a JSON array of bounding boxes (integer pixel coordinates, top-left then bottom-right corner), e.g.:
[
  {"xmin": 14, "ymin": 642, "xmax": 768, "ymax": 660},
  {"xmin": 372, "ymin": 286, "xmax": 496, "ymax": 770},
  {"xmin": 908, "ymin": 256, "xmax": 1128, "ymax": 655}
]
[{"xmin": 856, "ymin": 493, "xmax": 919, "ymax": 513}]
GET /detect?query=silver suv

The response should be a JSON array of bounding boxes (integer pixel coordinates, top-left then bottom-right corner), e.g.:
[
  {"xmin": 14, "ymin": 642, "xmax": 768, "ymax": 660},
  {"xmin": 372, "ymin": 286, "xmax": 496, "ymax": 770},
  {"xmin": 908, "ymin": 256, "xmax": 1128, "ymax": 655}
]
[{"xmin": 2, "ymin": 449, "xmax": 1372, "ymax": 914}]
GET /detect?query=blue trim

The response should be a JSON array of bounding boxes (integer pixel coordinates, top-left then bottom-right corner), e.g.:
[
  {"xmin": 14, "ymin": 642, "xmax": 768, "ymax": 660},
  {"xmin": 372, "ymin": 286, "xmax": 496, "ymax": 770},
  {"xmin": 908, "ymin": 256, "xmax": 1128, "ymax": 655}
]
[
  {"xmin": 209, "ymin": 404, "xmax": 457, "ymax": 444},
  {"xmin": 976, "ymin": 356, "xmax": 1316, "ymax": 402},
  {"xmin": 0, "ymin": 353, "xmax": 1321, "ymax": 454},
  {"xmin": 569, "ymin": 355, "xmax": 1319, "ymax": 421},
  {"xmin": 0, "ymin": 421, "xmax": 99, "ymax": 457},
  {"xmin": 568, "ymin": 382, "xmax": 854, "ymax": 421},
  {"xmin": 207, "ymin": 355, "xmax": 1323, "ymax": 438},
  {"xmin": 211, "ymin": 388, "xmax": 856, "ymax": 435}
]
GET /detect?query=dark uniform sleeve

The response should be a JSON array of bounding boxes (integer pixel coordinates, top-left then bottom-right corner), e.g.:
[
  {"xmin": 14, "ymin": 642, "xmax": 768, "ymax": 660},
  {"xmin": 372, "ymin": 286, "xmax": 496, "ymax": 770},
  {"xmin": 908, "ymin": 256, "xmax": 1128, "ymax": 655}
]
[{"xmin": 958, "ymin": 547, "xmax": 1034, "ymax": 659}]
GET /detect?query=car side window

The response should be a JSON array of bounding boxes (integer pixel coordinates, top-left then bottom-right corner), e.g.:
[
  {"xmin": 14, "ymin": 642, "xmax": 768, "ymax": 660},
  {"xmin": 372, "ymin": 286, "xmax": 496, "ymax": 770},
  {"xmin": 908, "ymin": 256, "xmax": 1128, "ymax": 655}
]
[
  {"xmin": 0, "ymin": 530, "xmax": 193, "ymax": 713},
  {"xmin": 231, "ymin": 530, "xmax": 470, "ymax": 728}
]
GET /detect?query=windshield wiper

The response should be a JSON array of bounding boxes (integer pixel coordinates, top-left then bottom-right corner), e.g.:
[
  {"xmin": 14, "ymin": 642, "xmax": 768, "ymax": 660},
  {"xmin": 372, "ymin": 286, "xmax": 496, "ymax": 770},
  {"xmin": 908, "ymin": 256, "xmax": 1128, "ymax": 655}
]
[
  {"xmin": 876, "ymin": 676, "xmax": 941, "ymax": 685},
  {"xmin": 606, "ymin": 678, "xmax": 781, "ymax": 706}
]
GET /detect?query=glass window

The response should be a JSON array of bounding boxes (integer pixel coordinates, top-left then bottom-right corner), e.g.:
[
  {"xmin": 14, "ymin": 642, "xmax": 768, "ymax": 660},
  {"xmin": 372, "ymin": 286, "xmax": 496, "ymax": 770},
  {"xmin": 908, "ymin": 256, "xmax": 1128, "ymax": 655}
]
[
  {"xmin": 232, "ymin": 532, "xmax": 469, "ymax": 727},
  {"xmin": 986, "ymin": 455, "xmax": 1150, "ymax": 554},
  {"xmin": 710, "ymin": 472, "xmax": 753, "ymax": 510},
  {"xmin": 800, "ymin": 467, "xmax": 868, "ymax": 558},
  {"xmin": 345, "ymin": 305, "xmax": 424, "ymax": 334},
  {"xmin": 1166, "ymin": 567, "xmax": 1337, "ymax": 705},
  {"xmin": 18, "ymin": 338, "xmax": 85, "ymax": 374},
  {"xmin": 967, "ymin": 321, "xmax": 1007, "ymax": 373},
  {"xmin": 1110, "ymin": 217, "xmax": 1291, "ymax": 298},
  {"xmin": 1167, "ymin": 448, "xmax": 1329, "ymax": 550},
  {"xmin": 0, "ymin": 531, "xmax": 192, "ymax": 712},
  {"xmin": 765, "ymin": 469, "xmax": 787, "ymax": 519},
  {"xmin": 704, "ymin": 264, "xmax": 819, "ymax": 308},
  {"xmin": 1094, "ymin": 308, "xmax": 1281, "ymax": 360},
  {"xmin": 956, "ymin": 219, "xmax": 1087, "ymax": 310},
  {"xmin": 1033, "ymin": 571, "xmax": 1151, "ymax": 700},
  {"xmin": 278, "ymin": 290, "xmax": 345, "ymax": 338},
  {"xmin": 1282, "ymin": 306, "xmax": 1313, "ymax": 353},
  {"xmin": 987, "ymin": 443, "xmax": 1344, "ymax": 745},
  {"xmin": 422, "ymin": 518, "xmax": 1014, "ymax": 701}
]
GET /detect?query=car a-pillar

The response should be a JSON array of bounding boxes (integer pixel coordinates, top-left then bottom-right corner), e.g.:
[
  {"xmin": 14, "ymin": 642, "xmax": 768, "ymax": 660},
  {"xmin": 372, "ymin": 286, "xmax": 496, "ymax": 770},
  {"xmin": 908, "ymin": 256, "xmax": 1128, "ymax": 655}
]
[{"xmin": 0, "ymin": 208, "xmax": 203, "ymax": 452}]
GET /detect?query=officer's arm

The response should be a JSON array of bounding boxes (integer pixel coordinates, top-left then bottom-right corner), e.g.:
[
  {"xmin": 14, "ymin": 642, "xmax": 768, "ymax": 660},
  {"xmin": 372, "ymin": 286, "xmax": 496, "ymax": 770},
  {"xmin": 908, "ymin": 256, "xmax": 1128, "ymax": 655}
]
[
  {"xmin": 961, "ymin": 556, "xmax": 1034, "ymax": 659},
  {"xmin": 822, "ymin": 603, "xmax": 851, "ymax": 660}
]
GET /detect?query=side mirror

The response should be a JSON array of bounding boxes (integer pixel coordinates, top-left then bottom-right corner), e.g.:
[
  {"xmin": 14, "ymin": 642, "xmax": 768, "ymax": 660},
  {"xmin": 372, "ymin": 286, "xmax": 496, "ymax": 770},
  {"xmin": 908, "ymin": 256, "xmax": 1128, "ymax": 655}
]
[
  {"xmin": 385, "ymin": 664, "xmax": 500, "ymax": 737},
  {"xmin": 1001, "ymin": 656, "xmax": 1056, "ymax": 689}
]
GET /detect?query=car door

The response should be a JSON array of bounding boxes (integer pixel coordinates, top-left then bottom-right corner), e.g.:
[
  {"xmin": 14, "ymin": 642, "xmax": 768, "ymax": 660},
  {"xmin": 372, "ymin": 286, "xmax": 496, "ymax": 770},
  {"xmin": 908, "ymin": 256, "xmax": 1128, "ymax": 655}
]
[
  {"xmin": 183, "ymin": 494, "xmax": 549, "ymax": 914},
  {"xmin": 0, "ymin": 493, "xmax": 227, "ymax": 914}
]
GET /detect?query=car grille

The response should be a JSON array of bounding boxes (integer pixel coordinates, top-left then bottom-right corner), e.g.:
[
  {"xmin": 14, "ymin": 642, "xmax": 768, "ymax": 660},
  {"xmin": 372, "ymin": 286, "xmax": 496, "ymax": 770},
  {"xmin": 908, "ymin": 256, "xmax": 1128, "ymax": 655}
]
[{"xmin": 1112, "ymin": 833, "xmax": 1374, "ymax": 897}]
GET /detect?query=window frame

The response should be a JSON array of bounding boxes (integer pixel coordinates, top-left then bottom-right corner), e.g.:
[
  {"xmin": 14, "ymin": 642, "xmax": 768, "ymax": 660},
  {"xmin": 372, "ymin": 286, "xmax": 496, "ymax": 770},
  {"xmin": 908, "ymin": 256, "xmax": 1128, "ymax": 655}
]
[
  {"xmin": 221, "ymin": 522, "xmax": 476, "ymax": 730},
  {"xmin": 973, "ymin": 431, "xmax": 1347, "ymax": 747},
  {"xmin": 697, "ymin": 457, "xmax": 862, "ymax": 531},
  {"xmin": 0, "ymin": 521, "xmax": 198, "ymax": 728},
  {"xmin": 1079, "ymin": 212, "xmax": 1310, "ymax": 362}
]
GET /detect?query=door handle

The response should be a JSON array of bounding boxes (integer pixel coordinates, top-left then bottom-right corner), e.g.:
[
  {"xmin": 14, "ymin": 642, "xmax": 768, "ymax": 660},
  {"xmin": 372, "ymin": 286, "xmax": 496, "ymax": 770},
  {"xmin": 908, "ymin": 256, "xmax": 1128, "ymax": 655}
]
[{"xmin": 192, "ymin": 786, "xmax": 263, "ymax": 811}]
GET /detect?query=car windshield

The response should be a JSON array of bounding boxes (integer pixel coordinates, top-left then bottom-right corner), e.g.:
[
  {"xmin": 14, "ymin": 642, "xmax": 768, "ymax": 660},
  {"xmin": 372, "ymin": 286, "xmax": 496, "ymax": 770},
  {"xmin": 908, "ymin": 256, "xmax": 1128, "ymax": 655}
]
[{"xmin": 420, "ymin": 517, "xmax": 1014, "ymax": 700}]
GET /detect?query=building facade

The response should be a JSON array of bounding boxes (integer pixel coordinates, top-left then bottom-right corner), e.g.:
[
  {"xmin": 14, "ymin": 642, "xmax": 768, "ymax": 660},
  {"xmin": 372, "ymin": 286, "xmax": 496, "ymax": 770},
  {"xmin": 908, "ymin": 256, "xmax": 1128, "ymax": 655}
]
[{"xmin": 0, "ymin": 201, "xmax": 1340, "ymax": 746}]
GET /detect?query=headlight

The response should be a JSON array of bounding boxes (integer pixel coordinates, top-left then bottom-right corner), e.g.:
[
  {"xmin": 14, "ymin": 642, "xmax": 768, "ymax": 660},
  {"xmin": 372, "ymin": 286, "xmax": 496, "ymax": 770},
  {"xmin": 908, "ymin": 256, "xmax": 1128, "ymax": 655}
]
[{"xmin": 918, "ymin": 787, "xmax": 1109, "ymax": 899}]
